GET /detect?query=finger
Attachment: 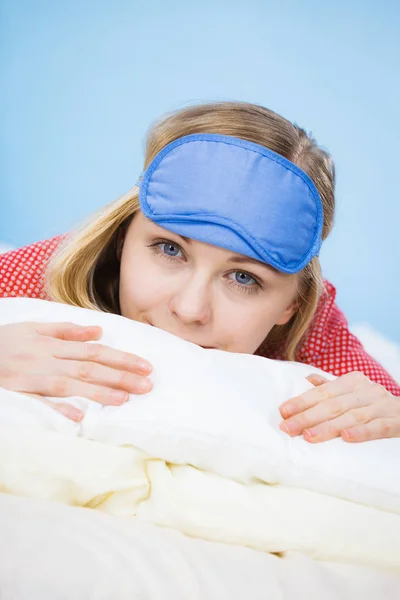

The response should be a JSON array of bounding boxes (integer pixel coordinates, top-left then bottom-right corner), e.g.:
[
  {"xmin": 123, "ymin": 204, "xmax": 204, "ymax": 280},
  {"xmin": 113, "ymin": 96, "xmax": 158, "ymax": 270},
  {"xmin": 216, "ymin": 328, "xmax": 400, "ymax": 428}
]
[
  {"xmin": 279, "ymin": 391, "xmax": 373, "ymax": 437},
  {"xmin": 49, "ymin": 402, "xmax": 85, "ymax": 422},
  {"xmin": 19, "ymin": 374, "xmax": 131, "ymax": 406},
  {"xmin": 23, "ymin": 393, "xmax": 84, "ymax": 422},
  {"xmin": 53, "ymin": 340, "xmax": 152, "ymax": 375},
  {"xmin": 302, "ymin": 403, "xmax": 382, "ymax": 443},
  {"xmin": 59, "ymin": 360, "xmax": 152, "ymax": 395},
  {"xmin": 306, "ymin": 373, "xmax": 329, "ymax": 387},
  {"xmin": 279, "ymin": 372, "xmax": 364, "ymax": 419},
  {"xmin": 342, "ymin": 418, "xmax": 400, "ymax": 443},
  {"xmin": 35, "ymin": 322, "xmax": 103, "ymax": 342}
]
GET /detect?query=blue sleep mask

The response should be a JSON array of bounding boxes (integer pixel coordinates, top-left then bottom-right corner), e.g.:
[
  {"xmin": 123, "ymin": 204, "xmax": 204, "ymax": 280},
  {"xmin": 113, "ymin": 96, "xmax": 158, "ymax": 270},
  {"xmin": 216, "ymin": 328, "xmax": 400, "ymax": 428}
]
[{"xmin": 136, "ymin": 133, "xmax": 324, "ymax": 273}]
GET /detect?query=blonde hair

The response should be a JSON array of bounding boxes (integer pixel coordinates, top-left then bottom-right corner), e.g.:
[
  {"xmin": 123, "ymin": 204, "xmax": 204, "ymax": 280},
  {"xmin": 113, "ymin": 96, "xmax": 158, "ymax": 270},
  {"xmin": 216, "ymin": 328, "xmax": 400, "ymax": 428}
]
[{"xmin": 46, "ymin": 101, "xmax": 335, "ymax": 360}]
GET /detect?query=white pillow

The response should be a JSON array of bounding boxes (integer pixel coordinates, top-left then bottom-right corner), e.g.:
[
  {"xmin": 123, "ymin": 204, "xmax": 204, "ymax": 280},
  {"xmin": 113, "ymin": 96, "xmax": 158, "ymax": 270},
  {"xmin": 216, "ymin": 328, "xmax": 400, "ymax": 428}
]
[{"xmin": 1, "ymin": 297, "xmax": 399, "ymax": 513}]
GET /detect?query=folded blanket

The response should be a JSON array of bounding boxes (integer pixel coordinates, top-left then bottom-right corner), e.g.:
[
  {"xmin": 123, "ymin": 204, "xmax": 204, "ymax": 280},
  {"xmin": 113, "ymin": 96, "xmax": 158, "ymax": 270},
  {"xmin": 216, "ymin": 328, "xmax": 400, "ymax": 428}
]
[{"xmin": 0, "ymin": 416, "xmax": 399, "ymax": 570}]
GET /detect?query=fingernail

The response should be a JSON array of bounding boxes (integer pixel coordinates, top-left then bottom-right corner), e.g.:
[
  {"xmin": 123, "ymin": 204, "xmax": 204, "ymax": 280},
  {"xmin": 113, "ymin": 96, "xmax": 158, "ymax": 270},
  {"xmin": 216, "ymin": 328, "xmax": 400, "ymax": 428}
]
[
  {"xmin": 86, "ymin": 326, "xmax": 101, "ymax": 336},
  {"xmin": 280, "ymin": 403, "xmax": 294, "ymax": 418},
  {"xmin": 71, "ymin": 409, "xmax": 84, "ymax": 422},
  {"xmin": 136, "ymin": 378, "xmax": 152, "ymax": 393},
  {"xmin": 279, "ymin": 421, "xmax": 298, "ymax": 435},
  {"xmin": 303, "ymin": 429, "xmax": 317, "ymax": 438},
  {"xmin": 137, "ymin": 360, "xmax": 152, "ymax": 373},
  {"xmin": 306, "ymin": 374, "xmax": 326, "ymax": 385},
  {"xmin": 111, "ymin": 391, "xmax": 129, "ymax": 405},
  {"xmin": 78, "ymin": 327, "xmax": 97, "ymax": 339},
  {"xmin": 58, "ymin": 405, "xmax": 83, "ymax": 422}
]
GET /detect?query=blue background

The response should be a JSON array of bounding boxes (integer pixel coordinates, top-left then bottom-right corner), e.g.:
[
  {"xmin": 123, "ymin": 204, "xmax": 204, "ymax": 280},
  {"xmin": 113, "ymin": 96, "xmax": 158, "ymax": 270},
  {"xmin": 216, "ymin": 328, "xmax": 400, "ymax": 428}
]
[{"xmin": 1, "ymin": 0, "xmax": 399, "ymax": 341}]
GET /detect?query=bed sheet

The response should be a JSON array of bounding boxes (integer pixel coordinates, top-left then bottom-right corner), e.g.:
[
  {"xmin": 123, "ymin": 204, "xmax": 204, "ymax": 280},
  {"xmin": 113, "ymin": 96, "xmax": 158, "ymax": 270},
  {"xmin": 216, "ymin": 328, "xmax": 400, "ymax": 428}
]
[{"xmin": 1, "ymin": 493, "xmax": 399, "ymax": 600}]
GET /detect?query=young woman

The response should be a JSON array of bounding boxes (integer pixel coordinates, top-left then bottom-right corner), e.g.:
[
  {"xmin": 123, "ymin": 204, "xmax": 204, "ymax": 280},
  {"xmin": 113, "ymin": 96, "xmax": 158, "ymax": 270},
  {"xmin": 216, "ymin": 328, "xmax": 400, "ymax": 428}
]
[{"xmin": 1, "ymin": 101, "xmax": 399, "ymax": 443}]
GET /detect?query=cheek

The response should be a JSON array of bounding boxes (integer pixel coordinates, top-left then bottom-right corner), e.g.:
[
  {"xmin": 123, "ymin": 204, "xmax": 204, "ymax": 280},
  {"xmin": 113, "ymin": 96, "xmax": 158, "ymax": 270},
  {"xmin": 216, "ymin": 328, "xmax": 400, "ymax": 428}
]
[
  {"xmin": 218, "ymin": 282, "xmax": 297, "ymax": 354},
  {"xmin": 119, "ymin": 255, "xmax": 167, "ymax": 319},
  {"xmin": 216, "ymin": 301, "xmax": 277, "ymax": 354}
]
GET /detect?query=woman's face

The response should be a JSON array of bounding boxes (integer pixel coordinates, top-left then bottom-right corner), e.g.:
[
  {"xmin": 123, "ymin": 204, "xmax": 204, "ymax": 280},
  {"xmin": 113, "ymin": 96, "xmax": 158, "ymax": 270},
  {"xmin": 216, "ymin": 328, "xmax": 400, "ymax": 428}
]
[{"xmin": 119, "ymin": 212, "xmax": 299, "ymax": 354}]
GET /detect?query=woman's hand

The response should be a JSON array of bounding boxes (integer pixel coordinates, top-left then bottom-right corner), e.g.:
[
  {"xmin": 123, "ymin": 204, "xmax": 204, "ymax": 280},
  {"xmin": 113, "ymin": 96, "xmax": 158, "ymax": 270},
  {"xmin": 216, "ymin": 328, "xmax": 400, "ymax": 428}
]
[
  {"xmin": 279, "ymin": 371, "xmax": 400, "ymax": 443},
  {"xmin": 0, "ymin": 321, "xmax": 153, "ymax": 422}
]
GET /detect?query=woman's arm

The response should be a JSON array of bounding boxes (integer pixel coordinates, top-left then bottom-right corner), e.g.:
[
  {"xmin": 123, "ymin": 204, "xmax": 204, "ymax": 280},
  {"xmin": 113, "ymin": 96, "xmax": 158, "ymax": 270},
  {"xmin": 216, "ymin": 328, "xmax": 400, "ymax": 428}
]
[
  {"xmin": 299, "ymin": 319, "xmax": 400, "ymax": 396},
  {"xmin": 295, "ymin": 280, "xmax": 400, "ymax": 396},
  {"xmin": 0, "ymin": 236, "xmax": 62, "ymax": 301}
]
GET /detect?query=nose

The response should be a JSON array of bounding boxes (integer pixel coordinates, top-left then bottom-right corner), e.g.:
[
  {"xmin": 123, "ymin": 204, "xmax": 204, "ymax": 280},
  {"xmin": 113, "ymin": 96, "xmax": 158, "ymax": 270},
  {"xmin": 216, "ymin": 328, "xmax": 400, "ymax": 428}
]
[{"xmin": 169, "ymin": 272, "xmax": 212, "ymax": 326}]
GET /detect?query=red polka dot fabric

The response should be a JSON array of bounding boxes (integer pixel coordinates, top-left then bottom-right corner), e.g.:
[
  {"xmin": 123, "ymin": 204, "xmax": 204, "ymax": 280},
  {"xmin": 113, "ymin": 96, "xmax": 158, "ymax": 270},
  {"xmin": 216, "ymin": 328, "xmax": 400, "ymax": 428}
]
[
  {"xmin": 0, "ymin": 237, "xmax": 60, "ymax": 300},
  {"xmin": 262, "ymin": 281, "xmax": 400, "ymax": 396},
  {"xmin": 1, "ymin": 236, "xmax": 399, "ymax": 396}
]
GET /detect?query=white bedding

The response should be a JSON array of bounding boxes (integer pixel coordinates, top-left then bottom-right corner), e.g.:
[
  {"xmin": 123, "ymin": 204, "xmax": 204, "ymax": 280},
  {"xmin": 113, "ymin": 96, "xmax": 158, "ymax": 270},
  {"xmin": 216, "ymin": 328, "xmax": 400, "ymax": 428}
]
[
  {"xmin": 1, "ymin": 298, "xmax": 400, "ymax": 581},
  {"xmin": 1, "ymin": 414, "xmax": 399, "ymax": 569},
  {"xmin": 1, "ymin": 493, "xmax": 399, "ymax": 600}
]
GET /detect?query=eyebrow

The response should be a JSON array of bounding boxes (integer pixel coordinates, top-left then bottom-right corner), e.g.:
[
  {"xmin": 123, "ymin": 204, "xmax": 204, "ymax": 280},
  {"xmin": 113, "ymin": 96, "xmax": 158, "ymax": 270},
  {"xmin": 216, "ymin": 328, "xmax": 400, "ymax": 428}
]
[
  {"xmin": 226, "ymin": 255, "xmax": 281, "ymax": 275},
  {"xmin": 182, "ymin": 233, "xmax": 280, "ymax": 275}
]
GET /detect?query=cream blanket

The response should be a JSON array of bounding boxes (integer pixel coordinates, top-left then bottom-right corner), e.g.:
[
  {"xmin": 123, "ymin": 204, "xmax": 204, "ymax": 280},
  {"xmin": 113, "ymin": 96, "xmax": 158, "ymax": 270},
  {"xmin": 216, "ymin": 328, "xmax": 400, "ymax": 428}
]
[{"xmin": 1, "ymin": 390, "xmax": 399, "ymax": 571}]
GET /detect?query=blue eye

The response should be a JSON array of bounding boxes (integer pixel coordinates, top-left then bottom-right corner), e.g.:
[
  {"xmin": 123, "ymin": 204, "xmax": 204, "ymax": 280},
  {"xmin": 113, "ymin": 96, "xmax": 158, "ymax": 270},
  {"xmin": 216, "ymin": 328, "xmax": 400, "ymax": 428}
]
[
  {"xmin": 233, "ymin": 271, "xmax": 256, "ymax": 286},
  {"xmin": 226, "ymin": 271, "xmax": 260, "ymax": 295},
  {"xmin": 160, "ymin": 242, "xmax": 181, "ymax": 257},
  {"xmin": 148, "ymin": 239, "xmax": 185, "ymax": 261}
]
